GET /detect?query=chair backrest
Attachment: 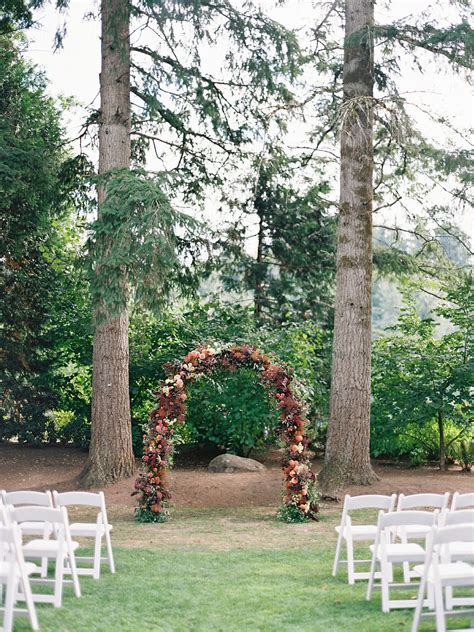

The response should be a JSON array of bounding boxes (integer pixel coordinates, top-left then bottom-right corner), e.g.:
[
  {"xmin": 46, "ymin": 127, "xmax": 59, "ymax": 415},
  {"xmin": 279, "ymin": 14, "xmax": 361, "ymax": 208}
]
[
  {"xmin": 2, "ymin": 490, "xmax": 53, "ymax": 508},
  {"xmin": 379, "ymin": 509, "xmax": 438, "ymax": 529},
  {"xmin": 397, "ymin": 493, "xmax": 449, "ymax": 511},
  {"xmin": 338, "ymin": 494, "xmax": 396, "ymax": 529},
  {"xmin": 53, "ymin": 491, "xmax": 104, "ymax": 509},
  {"xmin": 0, "ymin": 520, "xmax": 14, "ymax": 557},
  {"xmin": 439, "ymin": 508, "xmax": 474, "ymax": 527},
  {"xmin": 451, "ymin": 492, "xmax": 474, "ymax": 511},
  {"xmin": 432, "ymin": 523, "xmax": 474, "ymax": 546},
  {"xmin": 0, "ymin": 524, "xmax": 15, "ymax": 546},
  {"xmin": 11, "ymin": 505, "xmax": 68, "ymax": 528},
  {"xmin": 0, "ymin": 504, "xmax": 10, "ymax": 526},
  {"xmin": 0, "ymin": 523, "xmax": 17, "ymax": 562},
  {"xmin": 0, "ymin": 522, "xmax": 28, "ymax": 570},
  {"xmin": 344, "ymin": 493, "xmax": 397, "ymax": 512},
  {"xmin": 53, "ymin": 490, "xmax": 109, "ymax": 526}
]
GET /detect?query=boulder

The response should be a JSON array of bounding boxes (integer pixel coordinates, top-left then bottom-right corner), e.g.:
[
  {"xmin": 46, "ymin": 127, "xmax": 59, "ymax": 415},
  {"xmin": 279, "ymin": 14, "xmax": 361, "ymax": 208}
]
[{"xmin": 208, "ymin": 453, "xmax": 266, "ymax": 473}]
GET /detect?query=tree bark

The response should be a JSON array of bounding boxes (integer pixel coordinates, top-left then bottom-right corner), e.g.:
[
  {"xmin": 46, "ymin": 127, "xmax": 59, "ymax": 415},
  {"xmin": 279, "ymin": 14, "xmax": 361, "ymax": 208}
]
[
  {"xmin": 254, "ymin": 207, "xmax": 265, "ymax": 323},
  {"xmin": 80, "ymin": 0, "xmax": 135, "ymax": 487},
  {"xmin": 437, "ymin": 411, "xmax": 446, "ymax": 471},
  {"xmin": 318, "ymin": 0, "xmax": 378, "ymax": 494}
]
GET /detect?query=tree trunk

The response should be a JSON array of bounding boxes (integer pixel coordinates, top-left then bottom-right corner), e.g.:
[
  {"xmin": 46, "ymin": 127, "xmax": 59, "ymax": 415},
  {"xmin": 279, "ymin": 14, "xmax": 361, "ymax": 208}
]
[
  {"xmin": 318, "ymin": 0, "xmax": 378, "ymax": 494},
  {"xmin": 254, "ymin": 208, "xmax": 265, "ymax": 323},
  {"xmin": 437, "ymin": 411, "xmax": 446, "ymax": 471},
  {"xmin": 80, "ymin": 0, "xmax": 135, "ymax": 487}
]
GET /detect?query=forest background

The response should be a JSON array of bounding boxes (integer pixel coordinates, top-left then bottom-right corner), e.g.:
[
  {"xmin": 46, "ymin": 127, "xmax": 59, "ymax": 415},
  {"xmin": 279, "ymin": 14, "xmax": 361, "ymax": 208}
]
[{"xmin": 1, "ymin": 0, "xmax": 472, "ymax": 488}]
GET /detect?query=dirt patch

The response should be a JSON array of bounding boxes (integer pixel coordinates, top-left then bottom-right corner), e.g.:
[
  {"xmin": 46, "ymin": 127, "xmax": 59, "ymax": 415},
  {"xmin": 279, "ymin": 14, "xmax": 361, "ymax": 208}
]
[{"xmin": 0, "ymin": 444, "xmax": 472, "ymax": 513}]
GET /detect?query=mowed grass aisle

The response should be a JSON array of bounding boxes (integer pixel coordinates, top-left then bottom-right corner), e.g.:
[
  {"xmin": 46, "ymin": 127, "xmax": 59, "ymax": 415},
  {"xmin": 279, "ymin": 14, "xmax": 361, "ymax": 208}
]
[{"xmin": 13, "ymin": 507, "xmax": 471, "ymax": 632}]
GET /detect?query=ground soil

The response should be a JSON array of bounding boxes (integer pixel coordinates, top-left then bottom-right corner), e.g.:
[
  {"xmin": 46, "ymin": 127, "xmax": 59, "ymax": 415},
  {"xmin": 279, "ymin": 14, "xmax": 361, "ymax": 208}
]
[{"xmin": 1, "ymin": 443, "xmax": 472, "ymax": 512}]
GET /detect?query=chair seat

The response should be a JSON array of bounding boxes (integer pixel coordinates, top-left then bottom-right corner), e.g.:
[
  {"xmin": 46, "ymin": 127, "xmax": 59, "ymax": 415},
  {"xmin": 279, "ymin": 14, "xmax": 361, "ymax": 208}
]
[
  {"xmin": 23, "ymin": 539, "xmax": 79, "ymax": 557},
  {"xmin": 69, "ymin": 522, "xmax": 112, "ymax": 537},
  {"xmin": 0, "ymin": 560, "xmax": 38, "ymax": 578},
  {"xmin": 335, "ymin": 525, "xmax": 377, "ymax": 540},
  {"xmin": 413, "ymin": 561, "xmax": 474, "ymax": 583},
  {"xmin": 370, "ymin": 542, "xmax": 425, "ymax": 562}
]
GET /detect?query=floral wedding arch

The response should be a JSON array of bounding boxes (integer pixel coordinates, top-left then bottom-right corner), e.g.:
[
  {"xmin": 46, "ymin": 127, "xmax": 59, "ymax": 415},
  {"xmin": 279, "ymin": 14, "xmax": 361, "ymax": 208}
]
[{"xmin": 134, "ymin": 344, "xmax": 319, "ymax": 522}]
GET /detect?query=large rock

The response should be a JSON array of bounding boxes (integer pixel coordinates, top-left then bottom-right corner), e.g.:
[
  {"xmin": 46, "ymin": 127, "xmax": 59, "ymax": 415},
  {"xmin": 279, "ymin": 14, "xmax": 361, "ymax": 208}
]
[{"xmin": 208, "ymin": 454, "xmax": 266, "ymax": 473}]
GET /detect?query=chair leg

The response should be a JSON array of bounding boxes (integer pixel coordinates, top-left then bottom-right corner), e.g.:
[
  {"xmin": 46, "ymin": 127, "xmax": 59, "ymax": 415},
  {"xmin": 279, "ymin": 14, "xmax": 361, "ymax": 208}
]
[
  {"xmin": 445, "ymin": 585, "xmax": 453, "ymax": 610},
  {"xmin": 105, "ymin": 531, "xmax": 115, "ymax": 574},
  {"xmin": 332, "ymin": 533, "xmax": 343, "ymax": 577},
  {"xmin": 93, "ymin": 534, "xmax": 102, "ymax": 580},
  {"xmin": 403, "ymin": 560, "xmax": 411, "ymax": 583},
  {"xmin": 433, "ymin": 579, "xmax": 446, "ymax": 632},
  {"xmin": 41, "ymin": 530, "xmax": 51, "ymax": 577},
  {"xmin": 366, "ymin": 549, "xmax": 377, "ymax": 600},
  {"xmin": 68, "ymin": 551, "xmax": 81, "ymax": 598},
  {"xmin": 411, "ymin": 572, "xmax": 427, "ymax": 632},
  {"xmin": 3, "ymin": 576, "xmax": 16, "ymax": 632},
  {"xmin": 387, "ymin": 561, "xmax": 394, "ymax": 583},
  {"xmin": 346, "ymin": 537, "xmax": 355, "ymax": 585},
  {"xmin": 54, "ymin": 554, "xmax": 63, "ymax": 608},
  {"xmin": 40, "ymin": 556, "xmax": 48, "ymax": 578},
  {"xmin": 20, "ymin": 574, "xmax": 39, "ymax": 631},
  {"xmin": 381, "ymin": 560, "xmax": 390, "ymax": 613},
  {"xmin": 427, "ymin": 582, "xmax": 435, "ymax": 609}
]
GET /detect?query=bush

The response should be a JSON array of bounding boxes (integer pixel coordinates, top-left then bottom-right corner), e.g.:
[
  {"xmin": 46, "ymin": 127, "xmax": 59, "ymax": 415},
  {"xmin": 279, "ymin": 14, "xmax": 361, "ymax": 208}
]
[
  {"xmin": 371, "ymin": 284, "xmax": 472, "ymax": 468},
  {"xmin": 128, "ymin": 302, "xmax": 331, "ymax": 456},
  {"xmin": 1, "ymin": 300, "xmax": 331, "ymax": 454},
  {"xmin": 451, "ymin": 438, "xmax": 473, "ymax": 472},
  {"xmin": 186, "ymin": 367, "xmax": 280, "ymax": 456}
]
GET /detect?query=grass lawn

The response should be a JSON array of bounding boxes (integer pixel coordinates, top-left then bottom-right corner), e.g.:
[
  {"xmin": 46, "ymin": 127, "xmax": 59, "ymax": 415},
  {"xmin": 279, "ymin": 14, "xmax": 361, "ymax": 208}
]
[{"xmin": 13, "ymin": 507, "xmax": 473, "ymax": 632}]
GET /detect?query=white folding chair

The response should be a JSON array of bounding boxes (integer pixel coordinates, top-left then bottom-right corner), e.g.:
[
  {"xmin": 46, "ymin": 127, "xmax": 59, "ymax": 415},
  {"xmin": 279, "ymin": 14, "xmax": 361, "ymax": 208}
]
[
  {"xmin": 332, "ymin": 494, "xmax": 397, "ymax": 584},
  {"xmin": 438, "ymin": 509, "xmax": 474, "ymax": 610},
  {"xmin": 10, "ymin": 506, "xmax": 81, "ymax": 608},
  {"xmin": 452, "ymin": 493, "xmax": 474, "ymax": 511},
  {"xmin": 367, "ymin": 510, "xmax": 438, "ymax": 612},
  {"xmin": 1, "ymin": 491, "xmax": 54, "ymax": 578},
  {"xmin": 397, "ymin": 493, "xmax": 450, "ymax": 583},
  {"xmin": 0, "ymin": 521, "xmax": 39, "ymax": 632},
  {"xmin": 412, "ymin": 524, "xmax": 474, "ymax": 632},
  {"xmin": 53, "ymin": 491, "xmax": 115, "ymax": 579}
]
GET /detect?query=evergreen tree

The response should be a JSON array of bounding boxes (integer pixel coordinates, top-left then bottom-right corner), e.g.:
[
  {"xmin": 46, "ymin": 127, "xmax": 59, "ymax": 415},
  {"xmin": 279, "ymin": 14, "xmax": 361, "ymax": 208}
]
[
  {"xmin": 0, "ymin": 34, "xmax": 82, "ymax": 440},
  {"xmin": 80, "ymin": 0, "xmax": 304, "ymax": 485},
  {"xmin": 316, "ymin": 0, "xmax": 472, "ymax": 493},
  {"xmin": 214, "ymin": 146, "xmax": 336, "ymax": 326},
  {"xmin": 317, "ymin": 0, "xmax": 378, "ymax": 493}
]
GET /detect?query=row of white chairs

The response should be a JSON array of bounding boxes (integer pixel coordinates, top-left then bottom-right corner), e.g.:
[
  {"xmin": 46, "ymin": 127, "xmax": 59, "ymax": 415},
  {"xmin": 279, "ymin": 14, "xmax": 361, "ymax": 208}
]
[
  {"xmin": 334, "ymin": 492, "xmax": 474, "ymax": 584},
  {"xmin": 0, "ymin": 490, "xmax": 115, "ymax": 631},
  {"xmin": 332, "ymin": 492, "xmax": 474, "ymax": 632}
]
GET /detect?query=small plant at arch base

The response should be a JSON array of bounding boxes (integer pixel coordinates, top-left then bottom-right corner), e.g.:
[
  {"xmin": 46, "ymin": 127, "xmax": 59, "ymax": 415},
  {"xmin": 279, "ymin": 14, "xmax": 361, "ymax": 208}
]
[{"xmin": 133, "ymin": 344, "xmax": 319, "ymax": 523}]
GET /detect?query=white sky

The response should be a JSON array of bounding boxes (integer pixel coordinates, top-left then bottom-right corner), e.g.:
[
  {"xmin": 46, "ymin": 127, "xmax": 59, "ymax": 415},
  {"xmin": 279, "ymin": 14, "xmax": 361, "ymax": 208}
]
[{"xmin": 26, "ymin": 0, "xmax": 473, "ymax": 240}]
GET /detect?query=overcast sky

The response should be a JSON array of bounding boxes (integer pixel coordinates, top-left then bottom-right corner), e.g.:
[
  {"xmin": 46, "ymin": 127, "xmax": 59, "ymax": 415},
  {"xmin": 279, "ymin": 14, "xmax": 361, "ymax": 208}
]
[{"xmin": 26, "ymin": 0, "xmax": 473, "ymax": 239}]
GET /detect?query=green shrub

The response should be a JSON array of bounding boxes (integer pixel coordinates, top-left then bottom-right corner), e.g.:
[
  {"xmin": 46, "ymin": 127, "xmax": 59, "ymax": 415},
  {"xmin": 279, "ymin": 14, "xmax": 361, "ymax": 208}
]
[
  {"xmin": 128, "ymin": 302, "xmax": 331, "ymax": 456},
  {"xmin": 186, "ymin": 368, "xmax": 280, "ymax": 456},
  {"xmin": 2, "ymin": 300, "xmax": 331, "ymax": 454},
  {"xmin": 451, "ymin": 437, "xmax": 473, "ymax": 472},
  {"xmin": 277, "ymin": 503, "xmax": 309, "ymax": 523}
]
